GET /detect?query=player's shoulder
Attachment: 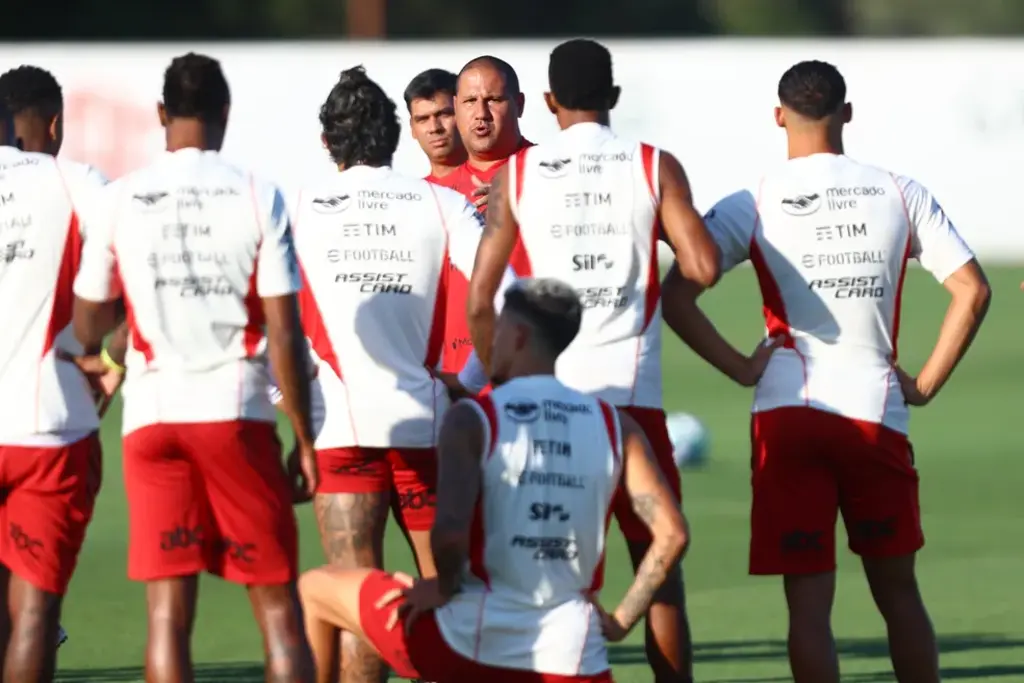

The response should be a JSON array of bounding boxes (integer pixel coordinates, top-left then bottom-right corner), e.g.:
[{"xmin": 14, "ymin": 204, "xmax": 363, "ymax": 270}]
[
  {"xmin": 56, "ymin": 158, "xmax": 109, "ymax": 187},
  {"xmin": 0, "ymin": 148, "xmax": 58, "ymax": 177}
]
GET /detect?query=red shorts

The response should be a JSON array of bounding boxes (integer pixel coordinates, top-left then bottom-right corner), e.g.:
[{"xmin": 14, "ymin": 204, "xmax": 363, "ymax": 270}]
[
  {"xmin": 0, "ymin": 435, "xmax": 101, "ymax": 595},
  {"xmin": 358, "ymin": 570, "xmax": 614, "ymax": 682},
  {"xmin": 317, "ymin": 447, "xmax": 436, "ymax": 531},
  {"xmin": 750, "ymin": 407, "xmax": 923, "ymax": 575},
  {"xmin": 123, "ymin": 421, "xmax": 298, "ymax": 585},
  {"xmin": 611, "ymin": 407, "xmax": 681, "ymax": 542}
]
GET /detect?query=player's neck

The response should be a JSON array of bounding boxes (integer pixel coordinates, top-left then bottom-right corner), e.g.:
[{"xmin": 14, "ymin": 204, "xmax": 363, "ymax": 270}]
[
  {"xmin": 165, "ymin": 123, "xmax": 222, "ymax": 153},
  {"xmin": 557, "ymin": 112, "xmax": 608, "ymax": 129},
  {"xmin": 508, "ymin": 361, "xmax": 557, "ymax": 380},
  {"xmin": 429, "ymin": 161, "xmax": 460, "ymax": 178},
  {"xmin": 786, "ymin": 132, "xmax": 844, "ymax": 159}
]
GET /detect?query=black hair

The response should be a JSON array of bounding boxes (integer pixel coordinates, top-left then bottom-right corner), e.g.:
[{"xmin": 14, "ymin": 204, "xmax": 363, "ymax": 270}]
[
  {"xmin": 458, "ymin": 56, "xmax": 520, "ymax": 97},
  {"xmin": 319, "ymin": 66, "xmax": 400, "ymax": 168},
  {"xmin": 0, "ymin": 99, "xmax": 12, "ymax": 145},
  {"xmin": 403, "ymin": 68, "xmax": 458, "ymax": 112},
  {"xmin": 162, "ymin": 53, "xmax": 230, "ymax": 123},
  {"xmin": 548, "ymin": 39, "xmax": 615, "ymax": 111},
  {"xmin": 503, "ymin": 279, "xmax": 582, "ymax": 356},
  {"xmin": 777, "ymin": 60, "xmax": 846, "ymax": 120},
  {"xmin": 0, "ymin": 65, "xmax": 62, "ymax": 120}
]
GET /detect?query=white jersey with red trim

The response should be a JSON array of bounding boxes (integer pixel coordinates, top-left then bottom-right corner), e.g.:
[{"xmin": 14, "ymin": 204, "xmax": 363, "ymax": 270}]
[
  {"xmin": 508, "ymin": 123, "xmax": 663, "ymax": 408},
  {"xmin": 0, "ymin": 147, "xmax": 107, "ymax": 445},
  {"xmin": 291, "ymin": 166, "xmax": 511, "ymax": 449},
  {"xmin": 434, "ymin": 375, "xmax": 622, "ymax": 676},
  {"xmin": 73, "ymin": 148, "xmax": 300, "ymax": 435},
  {"xmin": 705, "ymin": 153, "xmax": 974, "ymax": 433}
]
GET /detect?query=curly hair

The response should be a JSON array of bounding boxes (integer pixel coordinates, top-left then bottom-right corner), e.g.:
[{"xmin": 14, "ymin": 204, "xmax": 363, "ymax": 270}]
[
  {"xmin": 320, "ymin": 66, "xmax": 400, "ymax": 168},
  {"xmin": 0, "ymin": 65, "xmax": 62, "ymax": 119}
]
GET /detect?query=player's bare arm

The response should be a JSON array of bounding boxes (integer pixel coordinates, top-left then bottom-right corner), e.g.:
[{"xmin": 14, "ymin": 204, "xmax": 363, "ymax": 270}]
[
  {"xmin": 602, "ymin": 410, "xmax": 689, "ymax": 640},
  {"xmin": 72, "ymin": 296, "xmax": 120, "ymax": 355},
  {"xmin": 658, "ymin": 151, "xmax": 720, "ymax": 289},
  {"xmin": 661, "ymin": 268, "xmax": 780, "ymax": 387},
  {"xmin": 902, "ymin": 259, "xmax": 991, "ymax": 405},
  {"xmin": 431, "ymin": 400, "xmax": 485, "ymax": 598},
  {"xmin": 467, "ymin": 164, "xmax": 518, "ymax": 373},
  {"xmin": 263, "ymin": 293, "xmax": 318, "ymax": 498}
]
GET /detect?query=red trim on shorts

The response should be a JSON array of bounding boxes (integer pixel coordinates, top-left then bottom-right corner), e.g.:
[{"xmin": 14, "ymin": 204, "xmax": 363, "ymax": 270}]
[
  {"xmin": 466, "ymin": 395, "xmax": 498, "ymax": 587},
  {"xmin": 590, "ymin": 401, "xmax": 621, "ymax": 592}
]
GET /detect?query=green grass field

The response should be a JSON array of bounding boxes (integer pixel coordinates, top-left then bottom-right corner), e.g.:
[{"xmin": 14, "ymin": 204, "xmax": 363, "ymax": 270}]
[{"xmin": 53, "ymin": 266, "xmax": 1023, "ymax": 682}]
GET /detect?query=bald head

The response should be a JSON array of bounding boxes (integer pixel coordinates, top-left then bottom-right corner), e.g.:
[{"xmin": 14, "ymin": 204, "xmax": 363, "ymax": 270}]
[
  {"xmin": 458, "ymin": 56, "xmax": 520, "ymax": 98},
  {"xmin": 454, "ymin": 55, "xmax": 525, "ymax": 161}
]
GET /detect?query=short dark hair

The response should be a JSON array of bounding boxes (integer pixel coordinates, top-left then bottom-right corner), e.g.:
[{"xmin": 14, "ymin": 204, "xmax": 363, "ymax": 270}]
[
  {"xmin": 162, "ymin": 53, "xmax": 230, "ymax": 123},
  {"xmin": 320, "ymin": 66, "xmax": 400, "ymax": 168},
  {"xmin": 0, "ymin": 99, "xmax": 12, "ymax": 145},
  {"xmin": 778, "ymin": 60, "xmax": 846, "ymax": 120},
  {"xmin": 403, "ymin": 69, "xmax": 458, "ymax": 112},
  {"xmin": 503, "ymin": 278, "xmax": 582, "ymax": 356},
  {"xmin": 458, "ymin": 56, "xmax": 520, "ymax": 97},
  {"xmin": 0, "ymin": 65, "xmax": 62, "ymax": 120},
  {"xmin": 548, "ymin": 39, "xmax": 614, "ymax": 111}
]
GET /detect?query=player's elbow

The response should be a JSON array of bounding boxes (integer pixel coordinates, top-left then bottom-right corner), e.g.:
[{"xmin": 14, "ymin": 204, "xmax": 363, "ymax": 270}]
[
  {"xmin": 429, "ymin": 528, "xmax": 468, "ymax": 560},
  {"xmin": 651, "ymin": 507, "xmax": 690, "ymax": 561},
  {"xmin": 676, "ymin": 251, "xmax": 719, "ymax": 290},
  {"xmin": 465, "ymin": 286, "xmax": 494, "ymax": 324},
  {"xmin": 72, "ymin": 298, "xmax": 113, "ymax": 352}
]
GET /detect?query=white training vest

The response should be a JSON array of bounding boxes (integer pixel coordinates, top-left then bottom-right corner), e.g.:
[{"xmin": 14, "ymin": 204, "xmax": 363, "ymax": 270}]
[
  {"xmin": 509, "ymin": 122, "xmax": 663, "ymax": 408},
  {"xmin": 704, "ymin": 154, "xmax": 975, "ymax": 433},
  {"xmin": 434, "ymin": 375, "xmax": 623, "ymax": 676}
]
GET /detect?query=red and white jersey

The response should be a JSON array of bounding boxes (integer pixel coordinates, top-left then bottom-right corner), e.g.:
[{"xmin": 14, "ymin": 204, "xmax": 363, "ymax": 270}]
[
  {"xmin": 73, "ymin": 148, "xmax": 301, "ymax": 435},
  {"xmin": 435, "ymin": 375, "xmax": 622, "ymax": 676},
  {"xmin": 705, "ymin": 153, "xmax": 975, "ymax": 434},
  {"xmin": 509, "ymin": 123, "xmax": 663, "ymax": 408},
  {"xmin": 0, "ymin": 147, "xmax": 107, "ymax": 445},
  {"xmin": 291, "ymin": 166, "xmax": 513, "ymax": 449}
]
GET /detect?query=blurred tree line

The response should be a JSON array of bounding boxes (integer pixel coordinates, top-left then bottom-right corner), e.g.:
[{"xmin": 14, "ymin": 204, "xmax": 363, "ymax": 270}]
[{"xmin": 4, "ymin": 0, "xmax": 1024, "ymax": 39}]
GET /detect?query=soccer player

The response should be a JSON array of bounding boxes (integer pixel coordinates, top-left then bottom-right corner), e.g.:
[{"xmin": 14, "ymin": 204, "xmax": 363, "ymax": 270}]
[
  {"xmin": 404, "ymin": 68, "xmax": 466, "ymax": 182},
  {"xmin": 439, "ymin": 56, "xmax": 534, "ymax": 383},
  {"xmin": 0, "ymin": 63, "xmax": 115, "ymax": 653},
  {"xmin": 466, "ymin": 39, "xmax": 719, "ymax": 683},
  {"xmin": 289, "ymin": 66, "xmax": 513, "ymax": 683},
  {"xmin": 661, "ymin": 60, "xmax": 990, "ymax": 683},
  {"xmin": 70, "ymin": 53, "xmax": 317, "ymax": 683},
  {"xmin": 299, "ymin": 278, "xmax": 689, "ymax": 683}
]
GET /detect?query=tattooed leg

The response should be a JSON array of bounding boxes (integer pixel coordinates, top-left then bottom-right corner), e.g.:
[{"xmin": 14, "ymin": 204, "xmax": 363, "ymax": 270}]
[
  {"xmin": 314, "ymin": 492, "xmax": 389, "ymax": 683},
  {"xmin": 4, "ymin": 572, "xmax": 61, "ymax": 683}
]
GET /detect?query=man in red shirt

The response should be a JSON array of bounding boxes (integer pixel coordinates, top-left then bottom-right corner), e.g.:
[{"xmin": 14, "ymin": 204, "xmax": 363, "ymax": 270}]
[
  {"xmin": 404, "ymin": 68, "xmax": 466, "ymax": 183},
  {"xmin": 438, "ymin": 56, "xmax": 532, "ymax": 378}
]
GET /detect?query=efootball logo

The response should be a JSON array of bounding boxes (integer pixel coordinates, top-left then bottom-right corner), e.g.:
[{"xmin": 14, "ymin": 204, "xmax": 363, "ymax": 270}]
[
  {"xmin": 538, "ymin": 158, "xmax": 571, "ymax": 179},
  {"xmin": 312, "ymin": 194, "xmax": 351, "ymax": 214},
  {"xmin": 780, "ymin": 193, "xmax": 821, "ymax": 216},
  {"xmin": 504, "ymin": 399, "xmax": 539, "ymax": 423},
  {"xmin": 132, "ymin": 192, "xmax": 169, "ymax": 213}
]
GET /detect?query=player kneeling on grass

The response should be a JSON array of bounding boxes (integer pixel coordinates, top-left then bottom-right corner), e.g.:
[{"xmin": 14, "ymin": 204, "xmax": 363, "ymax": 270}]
[
  {"xmin": 300, "ymin": 278, "xmax": 689, "ymax": 683},
  {"xmin": 662, "ymin": 60, "xmax": 990, "ymax": 683}
]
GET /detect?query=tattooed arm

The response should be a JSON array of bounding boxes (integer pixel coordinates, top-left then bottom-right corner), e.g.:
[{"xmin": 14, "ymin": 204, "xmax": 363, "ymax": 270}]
[
  {"xmin": 610, "ymin": 410, "xmax": 689, "ymax": 634},
  {"xmin": 431, "ymin": 400, "xmax": 487, "ymax": 598},
  {"xmin": 466, "ymin": 164, "xmax": 518, "ymax": 373}
]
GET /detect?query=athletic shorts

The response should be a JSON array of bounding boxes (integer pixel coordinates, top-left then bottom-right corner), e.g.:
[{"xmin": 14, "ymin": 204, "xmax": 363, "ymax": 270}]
[
  {"xmin": 750, "ymin": 407, "xmax": 923, "ymax": 576},
  {"xmin": 123, "ymin": 421, "xmax": 298, "ymax": 585},
  {"xmin": 610, "ymin": 406, "xmax": 681, "ymax": 543},
  {"xmin": 358, "ymin": 569, "xmax": 614, "ymax": 683},
  {"xmin": 316, "ymin": 447, "xmax": 436, "ymax": 532},
  {"xmin": 0, "ymin": 434, "xmax": 101, "ymax": 595}
]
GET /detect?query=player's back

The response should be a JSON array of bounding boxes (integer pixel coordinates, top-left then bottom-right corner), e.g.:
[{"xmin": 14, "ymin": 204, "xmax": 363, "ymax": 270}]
[
  {"xmin": 511, "ymin": 123, "xmax": 661, "ymax": 407},
  {"xmin": 435, "ymin": 375, "xmax": 622, "ymax": 676},
  {"xmin": 292, "ymin": 166, "xmax": 461, "ymax": 448},
  {"xmin": 709, "ymin": 153, "xmax": 973, "ymax": 431},
  {"xmin": 103, "ymin": 148, "xmax": 287, "ymax": 431},
  {"xmin": 0, "ymin": 147, "xmax": 99, "ymax": 441}
]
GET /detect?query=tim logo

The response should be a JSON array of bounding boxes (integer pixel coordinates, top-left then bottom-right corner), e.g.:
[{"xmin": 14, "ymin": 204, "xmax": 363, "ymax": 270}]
[
  {"xmin": 538, "ymin": 157, "xmax": 571, "ymax": 179},
  {"xmin": 132, "ymin": 192, "xmax": 169, "ymax": 213},
  {"xmin": 504, "ymin": 399, "xmax": 539, "ymax": 423},
  {"xmin": 312, "ymin": 194, "xmax": 351, "ymax": 214},
  {"xmin": 780, "ymin": 193, "xmax": 821, "ymax": 217}
]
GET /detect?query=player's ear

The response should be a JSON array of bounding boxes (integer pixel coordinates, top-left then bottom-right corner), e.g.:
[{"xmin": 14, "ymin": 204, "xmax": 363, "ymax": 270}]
[
  {"xmin": 320, "ymin": 133, "xmax": 329, "ymax": 150},
  {"xmin": 842, "ymin": 102, "xmax": 853, "ymax": 124},
  {"xmin": 48, "ymin": 113, "xmax": 60, "ymax": 142},
  {"xmin": 543, "ymin": 92, "xmax": 557, "ymax": 115},
  {"xmin": 774, "ymin": 106, "xmax": 785, "ymax": 128},
  {"xmin": 515, "ymin": 92, "xmax": 525, "ymax": 118},
  {"xmin": 608, "ymin": 86, "xmax": 621, "ymax": 110},
  {"xmin": 157, "ymin": 102, "xmax": 168, "ymax": 128}
]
